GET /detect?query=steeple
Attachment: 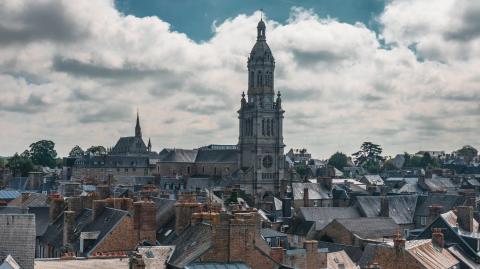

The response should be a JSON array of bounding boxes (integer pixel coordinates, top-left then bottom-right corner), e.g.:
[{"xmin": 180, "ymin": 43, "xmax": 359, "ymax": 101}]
[
  {"xmin": 257, "ymin": 18, "xmax": 266, "ymax": 41},
  {"xmin": 135, "ymin": 110, "xmax": 142, "ymax": 138}
]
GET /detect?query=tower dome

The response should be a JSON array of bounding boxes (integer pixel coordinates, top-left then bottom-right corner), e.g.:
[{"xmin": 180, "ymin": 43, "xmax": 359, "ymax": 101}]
[{"xmin": 247, "ymin": 18, "xmax": 275, "ymax": 97}]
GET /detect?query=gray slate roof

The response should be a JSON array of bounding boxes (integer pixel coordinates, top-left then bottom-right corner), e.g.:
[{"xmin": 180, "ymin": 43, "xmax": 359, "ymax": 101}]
[
  {"xmin": 356, "ymin": 195, "xmax": 417, "ymax": 225},
  {"xmin": 292, "ymin": 183, "xmax": 331, "ymax": 200},
  {"xmin": 261, "ymin": 228, "xmax": 287, "ymax": 238},
  {"xmin": 169, "ymin": 223, "xmax": 213, "ymax": 268},
  {"xmin": 298, "ymin": 207, "xmax": 361, "ymax": 230},
  {"xmin": 334, "ymin": 217, "xmax": 400, "ymax": 239},
  {"xmin": 415, "ymin": 193, "xmax": 465, "ymax": 216},
  {"xmin": 159, "ymin": 148, "xmax": 198, "ymax": 163}
]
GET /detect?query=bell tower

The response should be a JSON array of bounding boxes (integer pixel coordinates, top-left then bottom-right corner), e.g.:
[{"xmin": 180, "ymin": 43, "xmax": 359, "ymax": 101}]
[{"xmin": 238, "ymin": 18, "xmax": 285, "ymax": 199}]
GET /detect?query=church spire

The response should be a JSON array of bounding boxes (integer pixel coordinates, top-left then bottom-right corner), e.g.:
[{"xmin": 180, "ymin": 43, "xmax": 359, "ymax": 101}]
[
  {"xmin": 135, "ymin": 109, "xmax": 142, "ymax": 138},
  {"xmin": 257, "ymin": 16, "xmax": 266, "ymax": 41}
]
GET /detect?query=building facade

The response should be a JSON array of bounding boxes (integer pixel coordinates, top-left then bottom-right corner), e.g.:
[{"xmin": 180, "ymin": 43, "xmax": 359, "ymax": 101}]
[{"xmin": 238, "ymin": 19, "xmax": 285, "ymax": 199}]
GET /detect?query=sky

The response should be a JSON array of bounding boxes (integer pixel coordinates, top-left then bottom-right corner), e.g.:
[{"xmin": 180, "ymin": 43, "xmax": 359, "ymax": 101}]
[{"xmin": 0, "ymin": 0, "xmax": 479, "ymax": 159}]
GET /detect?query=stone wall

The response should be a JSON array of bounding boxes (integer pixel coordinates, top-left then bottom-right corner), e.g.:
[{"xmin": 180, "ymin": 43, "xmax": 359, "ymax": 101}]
[{"xmin": 0, "ymin": 214, "xmax": 36, "ymax": 269}]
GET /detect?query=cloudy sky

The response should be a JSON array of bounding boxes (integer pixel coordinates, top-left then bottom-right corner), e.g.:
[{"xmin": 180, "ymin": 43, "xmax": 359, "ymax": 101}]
[{"xmin": 0, "ymin": 0, "xmax": 479, "ymax": 158}]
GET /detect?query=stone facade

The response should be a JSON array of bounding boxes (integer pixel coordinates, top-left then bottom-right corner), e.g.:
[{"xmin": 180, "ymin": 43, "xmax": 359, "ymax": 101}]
[
  {"xmin": 238, "ymin": 19, "xmax": 285, "ymax": 200},
  {"xmin": 0, "ymin": 214, "xmax": 36, "ymax": 269}
]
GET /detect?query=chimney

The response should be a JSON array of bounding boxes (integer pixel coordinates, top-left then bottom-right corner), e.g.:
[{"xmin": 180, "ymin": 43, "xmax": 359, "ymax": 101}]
[
  {"xmin": 67, "ymin": 196, "xmax": 83, "ymax": 217},
  {"xmin": 63, "ymin": 211, "xmax": 76, "ymax": 248},
  {"xmin": 49, "ymin": 197, "xmax": 65, "ymax": 223},
  {"xmin": 304, "ymin": 240, "xmax": 319, "ymax": 269},
  {"xmin": 432, "ymin": 228, "xmax": 444, "ymax": 248},
  {"xmin": 418, "ymin": 174, "xmax": 426, "ymax": 186},
  {"xmin": 456, "ymin": 206, "xmax": 474, "ymax": 232},
  {"xmin": 303, "ymin": 188, "xmax": 310, "ymax": 207},
  {"xmin": 133, "ymin": 201, "xmax": 157, "ymax": 243},
  {"xmin": 282, "ymin": 197, "xmax": 292, "ymax": 218},
  {"xmin": 270, "ymin": 247, "xmax": 284, "ymax": 264},
  {"xmin": 174, "ymin": 200, "xmax": 202, "ymax": 235},
  {"xmin": 393, "ymin": 230, "xmax": 405, "ymax": 251},
  {"xmin": 21, "ymin": 192, "xmax": 30, "ymax": 203},
  {"xmin": 379, "ymin": 196, "xmax": 389, "ymax": 217},
  {"xmin": 130, "ymin": 253, "xmax": 146, "ymax": 269},
  {"xmin": 92, "ymin": 200, "xmax": 106, "ymax": 221},
  {"xmin": 428, "ymin": 204, "xmax": 443, "ymax": 225}
]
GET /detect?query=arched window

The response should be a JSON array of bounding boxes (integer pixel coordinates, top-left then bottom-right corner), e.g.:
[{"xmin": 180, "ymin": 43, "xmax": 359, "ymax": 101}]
[
  {"xmin": 249, "ymin": 71, "xmax": 254, "ymax": 87},
  {"xmin": 257, "ymin": 71, "xmax": 263, "ymax": 87},
  {"xmin": 265, "ymin": 71, "xmax": 271, "ymax": 86}
]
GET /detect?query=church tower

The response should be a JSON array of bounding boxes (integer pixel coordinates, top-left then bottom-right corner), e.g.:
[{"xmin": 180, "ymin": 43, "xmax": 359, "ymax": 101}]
[
  {"xmin": 135, "ymin": 111, "xmax": 142, "ymax": 138},
  {"xmin": 238, "ymin": 18, "xmax": 285, "ymax": 199}
]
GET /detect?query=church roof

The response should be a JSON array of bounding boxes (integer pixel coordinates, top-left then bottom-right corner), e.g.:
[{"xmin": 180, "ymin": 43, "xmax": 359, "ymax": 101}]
[
  {"xmin": 158, "ymin": 148, "xmax": 198, "ymax": 163},
  {"xmin": 111, "ymin": 136, "xmax": 148, "ymax": 155}
]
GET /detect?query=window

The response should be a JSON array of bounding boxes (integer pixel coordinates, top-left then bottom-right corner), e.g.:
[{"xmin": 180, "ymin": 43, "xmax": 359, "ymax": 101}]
[
  {"xmin": 214, "ymin": 167, "xmax": 217, "ymax": 175},
  {"xmin": 124, "ymin": 168, "xmax": 128, "ymax": 172},
  {"xmin": 250, "ymin": 71, "xmax": 254, "ymax": 87},
  {"xmin": 271, "ymin": 119, "xmax": 274, "ymax": 136},
  {"xmin": 262, "ymin": 119, "xmax": 265, "ymax": 135},
  {"xmin": 420, "ymin": 216, "xmax": 427, "ymax": 226},
  {"xmin": 187, "ymin": 166, "xmax": 191, "ymax": 174},
  {"xmin": 257, "ymin": 71, "xmax": 263, "ymax": 87}
]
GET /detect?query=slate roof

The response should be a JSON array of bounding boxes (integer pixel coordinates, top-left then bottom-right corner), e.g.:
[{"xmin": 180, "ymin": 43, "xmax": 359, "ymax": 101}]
[
  {"xmin": 168, "ymin": 223, "xmax": 213, "ymax": 268},
  {"xmin": 0, "ymin": 190, "xmax": 21, "ymax": 200},
  {"xmin": 261, "ymin": 228, "xmax": 287, "ymax": 238},
  {"xmin": 298, "ymin": 207, "xmax": 361, "ymax": 230},
  {"xmin": 34, "ymin": 258, "xmax": 129, "ymax": 269},
  {"xmin": 41, "ymin": 207, "xmax": 129, "ymax": 254},
  {"xmin": 9, "ymin": 193, "xmax": 48, "ymax": 207},
  {"xmin": 0, "ymin": 206, "xmax": 24, "ymax": 214},
  {"xmin": 29, "ymin": 206, "xmax": 50, "ymax": 237},
  {"xmin": 286, "ymin": 219, "xmax": 314, "ymax": 236},
  {"xmin": 415, "ymin": 194, "xmax": 465, "ymax": 216},
  {"xmin": 291, "ymin": 183, "xmax": 331, "ymax": 200},
  {"xmin": 362, "ymin": 175, "xmax": 384, "ymax": 186},
  {"xmin": 195, "ymin": 148, "xmax": 238, "ymax": 163},
  {"xmin": 356, "ymin": 195, "xmax": 417, "ymax": 225},
  {"xmin": 158, "ymin": 149, "xmax": 198, "ymax": 163},
  {"xmin": 151, "ymin": 197, "xmax": 176, "ymax": 229},
  {"xmin": 111, "ymin": 136, "xmax": 148, "ymax": 155},
  {"xmin": 334, "ymin": 217, "xmax": 400, "ymax": 239}
]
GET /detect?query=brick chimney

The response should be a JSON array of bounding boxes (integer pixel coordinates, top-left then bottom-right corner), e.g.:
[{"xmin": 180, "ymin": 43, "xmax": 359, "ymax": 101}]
[
  {"xmin": 456, "ymin": 206, "xmax": 474, "ymax": 232},
  {"xmin": 303, "ymin": 188, "xmax": 310, "ymax": 207},
  {"xmin": 92, "ymin": 200, "xmax": 106, "ymax": 221},
  {"xmin": 379, "ymin": 196, "xmax": 389, "ymax": 217},
  {"xmin": 49, "ymin": 197, "xmax": 65, "ymax": 223},
  {"xmin": 67, "ymin": 196, "xmax": 83, "ymax": 217},
  {"xmin": 133, "ymin": 200, "xmax": 157, "ymax": 243},
  {"xmin": 175, "ymin": 200, "xmax": 202, "ymax": 235},
  {"xmin": 304, "ymin": 240, "xmax": 326, "ymax": 269},
  {"xmin": 432, "ymin": 228, "xmax": 444, "ymax": 248},
  {"xmin": 428, "ymin": 204, "xmax": 443, "ymax": 225},
  {"xmin": 63, "ymin": 210, "xmax": 76, "ymax": 248},
  {"xmin": 393, "ymin": 230, "xmax": 405, "ymax": 251},
  {"xmin": 270, "ymin": 247, "xmax": 284, "ymax": 264},
  {"xmin": 21, "ymin": 192, "xmax": 30, "ymax": 203}
]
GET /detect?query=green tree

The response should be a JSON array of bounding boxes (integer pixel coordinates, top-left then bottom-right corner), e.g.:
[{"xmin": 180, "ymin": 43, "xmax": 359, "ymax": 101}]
[
  {"xmin": 68, "ymin": 145, "xmax": 84, "ymax": 157},
  {"xmin": 352, "ymin": 142, "xmax": 385, "ymax": 173},
  {"xmin": 29, "ymin": 140, "xmax": 57, "ymax": 167},
  {"xmin": 85, "ymin": 146, "xmax": 106, "ymax": 156},
  {"xmin": 7, "ymin": 153, "xmax": 34, "ymax": 177},
  {"xmin": 456, "ymin": 145, "xmax": 478, "ymax": 164},
  {"xmin": 328, "ymin": 152, "xmax": 348, "ymax": 170}
]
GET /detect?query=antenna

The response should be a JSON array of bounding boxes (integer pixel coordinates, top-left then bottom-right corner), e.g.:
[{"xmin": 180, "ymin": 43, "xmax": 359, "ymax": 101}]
[{"xmin": 260, "ymin": 8, "xmax": 264, "ymax": 20}]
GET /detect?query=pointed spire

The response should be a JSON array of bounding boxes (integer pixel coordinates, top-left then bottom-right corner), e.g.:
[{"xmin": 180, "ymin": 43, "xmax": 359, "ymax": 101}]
[
  {"xmin": 148, "ymin": 138, "xmax": 152, "ymax": 152},
  {"xmin": 135, "ymin": 109, "xmax": 142, "ymax": 138}
]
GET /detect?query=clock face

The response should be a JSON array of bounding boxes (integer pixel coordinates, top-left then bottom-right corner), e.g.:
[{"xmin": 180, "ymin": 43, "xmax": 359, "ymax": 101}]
[{"xmin": 262, "ymin": 155, "xmax": 273, "ymax": 168}]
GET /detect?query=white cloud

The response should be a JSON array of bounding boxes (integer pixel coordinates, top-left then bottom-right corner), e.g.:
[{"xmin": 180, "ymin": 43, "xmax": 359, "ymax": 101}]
[{"xmin": 0, "ymin": 0, "xmax": 478, "ymax": 158}]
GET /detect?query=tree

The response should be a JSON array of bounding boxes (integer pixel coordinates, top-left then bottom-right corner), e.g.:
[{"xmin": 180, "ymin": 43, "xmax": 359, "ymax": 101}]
[
  {"xmin": 328, "ymin": 152, "xmax": 348, "ymax": 170},
  {"xmin": 29, "ymin": 140, "xmax": 57, "ymax": 167},
  {"xmin": 69, "ymin": 145, "xmax": 84, "ymax": 157},
  {"xmin": 456, "ymin": 145, "xmax": 478, "ymax": 164},
  {"xmin": 352, "ymin": 142, "xmax": 385, "ymax": 173},
  {"xmin": 7, "ymin": 153, "xmax": 34, "ymax": 177},
  {"xmin": 85, "ymin": 146, "xmax": 106, "ymax": 156}
]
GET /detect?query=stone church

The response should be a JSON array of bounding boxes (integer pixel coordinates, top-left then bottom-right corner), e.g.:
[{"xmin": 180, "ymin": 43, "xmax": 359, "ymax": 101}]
[
  {"xmin": 69, "ymin": 19, "xmax": 287, "ymax": 200},
  {"xmin": 237, "ymin": 18, "xmax": 286, "ymax": 198}
]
